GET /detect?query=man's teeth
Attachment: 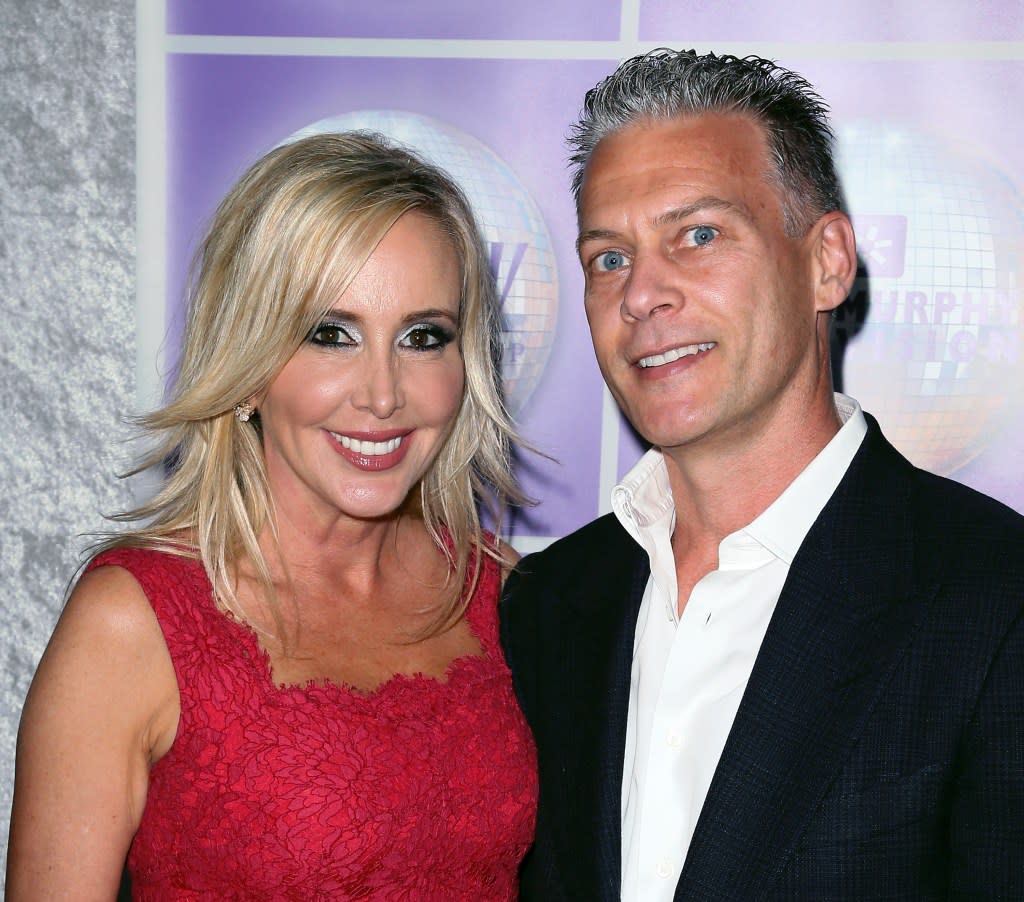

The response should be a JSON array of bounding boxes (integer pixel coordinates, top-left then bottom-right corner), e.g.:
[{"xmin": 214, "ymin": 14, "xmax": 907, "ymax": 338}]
[
  {"xmin": 638, "ymin": 342, "xmax": 716, "ymax": 368},
  {"xmin": 334, "ymin": 434, "xmax": 403, "ymax": 456}
]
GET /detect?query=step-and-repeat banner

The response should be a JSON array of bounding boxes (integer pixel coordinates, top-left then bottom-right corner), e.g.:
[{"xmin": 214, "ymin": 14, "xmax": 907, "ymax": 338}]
[{"xmin": 145, "ymin": 2, "xmax": 1024, "ymax": 545}]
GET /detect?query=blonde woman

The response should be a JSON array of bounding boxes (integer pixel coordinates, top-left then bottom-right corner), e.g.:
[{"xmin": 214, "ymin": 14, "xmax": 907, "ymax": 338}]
[{"xmin": 8, "ymin": 133, "xmax": 537, "ymax": 900}]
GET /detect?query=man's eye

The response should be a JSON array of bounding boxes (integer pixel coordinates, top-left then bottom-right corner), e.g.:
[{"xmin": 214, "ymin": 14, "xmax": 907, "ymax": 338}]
[
  {"xmin": 309, "ymin": 323, "xmax": 356, "ymax": 345},
  {"xmin": 688, "ymin": 225, "xmax": 718, "ymax": 247},
  {"xmin": 594, "ymin": 251, "xmax": 628, "ymax": 272}
]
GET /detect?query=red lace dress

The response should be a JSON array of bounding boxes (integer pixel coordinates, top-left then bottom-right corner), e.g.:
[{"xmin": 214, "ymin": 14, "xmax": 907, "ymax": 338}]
[{"xmin": 87, "ymin": 545, "xmax": 537, "ymax": 901}]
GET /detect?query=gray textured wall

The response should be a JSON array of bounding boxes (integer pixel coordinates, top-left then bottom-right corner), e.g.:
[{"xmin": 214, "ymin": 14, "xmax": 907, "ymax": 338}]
[{"xmin": 0, "ymin": 0, "xmax": 136, "ymax": 876}]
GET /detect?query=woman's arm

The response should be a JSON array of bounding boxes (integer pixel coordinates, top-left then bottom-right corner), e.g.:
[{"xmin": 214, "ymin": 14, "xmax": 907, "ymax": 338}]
[{"xmin": 7, "ymin": 565, "xmax": 180, "ymax": 901}]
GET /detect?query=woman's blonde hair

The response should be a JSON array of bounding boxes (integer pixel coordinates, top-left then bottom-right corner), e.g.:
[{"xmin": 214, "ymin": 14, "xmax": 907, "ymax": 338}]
[{"xmin": 105, "ymin": 132, "xmax": 523, "ymax": 635}]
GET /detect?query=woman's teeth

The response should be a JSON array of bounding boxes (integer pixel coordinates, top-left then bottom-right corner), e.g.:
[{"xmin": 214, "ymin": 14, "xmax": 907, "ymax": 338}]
[{"xmin": 333, "ymin": 434, "xmax": 403, "ymax": 455}]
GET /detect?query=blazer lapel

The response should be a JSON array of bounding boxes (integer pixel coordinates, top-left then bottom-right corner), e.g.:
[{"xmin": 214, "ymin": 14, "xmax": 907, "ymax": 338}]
[{"xmin": 675, "ymin": 422, "xmax": 933, "ymax": 901}]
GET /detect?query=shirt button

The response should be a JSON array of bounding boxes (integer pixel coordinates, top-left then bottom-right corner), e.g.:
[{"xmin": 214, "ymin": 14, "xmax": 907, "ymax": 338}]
[
  {"xmin": 656, "ymin": 858, "xmax": 673, "ymax": 879},
  {"xmin": 667, "ymin": 732, "xmax": 682, "ymax": 748}
]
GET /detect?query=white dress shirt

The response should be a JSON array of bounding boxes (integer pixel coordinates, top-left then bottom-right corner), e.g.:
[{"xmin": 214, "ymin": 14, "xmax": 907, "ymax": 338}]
[{"xmin": 614, "ymin": 395, "xmax": 868, "ymax": 901}]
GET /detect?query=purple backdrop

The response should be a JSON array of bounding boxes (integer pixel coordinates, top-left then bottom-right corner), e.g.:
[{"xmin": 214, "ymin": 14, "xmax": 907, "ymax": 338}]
[
  {"xmin": 160, "ymin": 2, "xmax": 1024, "ymax": 541},
  {"xmin": 639, "ymin": 0, "xmax": 1024, "ymax": 41},
  {"xmin": 169, "ymin": 0, "xmax": 618, "ymax": 41}
]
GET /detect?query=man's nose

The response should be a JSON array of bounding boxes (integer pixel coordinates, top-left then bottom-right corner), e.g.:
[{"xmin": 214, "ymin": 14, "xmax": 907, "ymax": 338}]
[{"xmin": 620, "ymin": 251, "xmax": 683, "ymax": 321}]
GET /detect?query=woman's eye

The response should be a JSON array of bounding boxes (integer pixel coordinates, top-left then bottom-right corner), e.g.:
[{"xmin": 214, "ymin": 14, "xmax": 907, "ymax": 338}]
[
  {"xmin": 309, "ymin": 323, "xmax": 356, "ymax": 346},
  {"xmin": 594, "ymin": 251, "xmax": 628, "ymax": 272},
  {"xmin": 687, "ymin": 225, "xmax": 718, "ymax": 247},
  {"xmin": 400, "ymin": 325, "xmax": 453, "ymax": 351}
]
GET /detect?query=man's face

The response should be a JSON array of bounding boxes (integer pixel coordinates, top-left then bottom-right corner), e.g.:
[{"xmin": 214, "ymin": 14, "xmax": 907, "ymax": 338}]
[{"xmin": 577, "ymin": 113, "xmax": 831, "ymax": 460}]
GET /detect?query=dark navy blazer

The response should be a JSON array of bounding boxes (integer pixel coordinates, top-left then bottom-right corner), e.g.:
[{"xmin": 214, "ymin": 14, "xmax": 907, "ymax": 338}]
[{"xmin": 500, "ymin": 416, "xmax": 1024, "ymax": 901}]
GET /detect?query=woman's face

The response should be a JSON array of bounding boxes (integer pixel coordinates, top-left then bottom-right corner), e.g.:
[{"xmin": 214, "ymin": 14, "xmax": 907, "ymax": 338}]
[{"xmin": 257, "ymin": 211, "xmax": 465, "ymax": 528}]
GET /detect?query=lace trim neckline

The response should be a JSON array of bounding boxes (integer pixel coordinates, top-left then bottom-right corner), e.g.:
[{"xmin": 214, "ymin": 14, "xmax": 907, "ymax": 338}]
[{"xmin": 188, "ymin": 553, "xmax": 503, "ymax": 703}]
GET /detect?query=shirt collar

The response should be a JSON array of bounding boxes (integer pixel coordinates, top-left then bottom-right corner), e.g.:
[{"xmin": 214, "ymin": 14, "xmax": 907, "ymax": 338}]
[
  {"xmin": 611, "ymin": 393, "xmax": 867, "ymax": 565},
  {"xmin": 612, "ymin": 446, "xmax": 675, "ymax": 549},
  {"xmin": 743, "ymin": 393, "xmax": 866, "ymax": 564}
]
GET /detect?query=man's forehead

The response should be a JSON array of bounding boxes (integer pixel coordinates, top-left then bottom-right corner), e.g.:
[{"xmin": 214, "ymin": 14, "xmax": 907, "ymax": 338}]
[
  {"xmin": 577, "ymin": 115, "xmax": 775, "ymax": 228},
  {"xmin": 586, "ymin": 112, "xmax": 770, "ymax": 179},
  {"xmin": 593, "ymin": 110, "xmax": 768, "ymax": 154}
]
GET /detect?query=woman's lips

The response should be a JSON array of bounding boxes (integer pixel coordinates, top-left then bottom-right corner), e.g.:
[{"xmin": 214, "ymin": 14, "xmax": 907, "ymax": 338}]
[{"xmin": 325, "ymin": 429, "xmax": 413, "ymax": 471}]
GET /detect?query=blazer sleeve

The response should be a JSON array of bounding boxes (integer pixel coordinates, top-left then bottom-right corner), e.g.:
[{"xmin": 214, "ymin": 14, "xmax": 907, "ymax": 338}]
[
  {"xmin": 499, "ymin": 557, "xmax": 576, "ymax": 902},
  {"xmin": 948, "ymin": 603, "xmax": 1024, "ymax": 899}
]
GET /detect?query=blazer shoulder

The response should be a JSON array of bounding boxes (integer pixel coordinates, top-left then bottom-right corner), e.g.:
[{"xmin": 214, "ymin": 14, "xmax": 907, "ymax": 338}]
[
  {"xmin": 511, "ymin": 513, "xmax": 636, "ymax": 589},
  {"xmin": 910, "ymin": 467, "xmax": 1024, "ymax": 569},
  {"xmin": 899, "ymin": 468, "xmax": 1024, "ymax": 652},
  {"xmin": 856, "ymin": 418, "xmax": 1024, "ymax": 578}
]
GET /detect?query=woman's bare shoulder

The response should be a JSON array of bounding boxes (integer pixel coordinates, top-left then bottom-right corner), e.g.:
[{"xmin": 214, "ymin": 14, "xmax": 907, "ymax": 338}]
[
  {"xmin": 31, "ymin": 562, "xmax": 180, "ymax": 754},
  {"xmin": 7, "ymin": 562, "xmax": 180, "ymax": 899}
]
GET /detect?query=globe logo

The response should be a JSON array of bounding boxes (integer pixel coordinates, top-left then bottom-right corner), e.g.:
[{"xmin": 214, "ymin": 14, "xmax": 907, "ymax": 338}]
[
  {"xmin": 285, "ymin": 111, "xmax": 559, "ymax": 416},
  {"xmin": 835, "ymin": 122, "xmax": 1024, "ymax": 475}
]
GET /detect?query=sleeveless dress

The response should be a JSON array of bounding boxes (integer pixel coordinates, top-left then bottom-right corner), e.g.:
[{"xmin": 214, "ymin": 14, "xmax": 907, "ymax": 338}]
[{"xmin": 87, "ymin": 544, "xmax": 537, "ymax": 901}]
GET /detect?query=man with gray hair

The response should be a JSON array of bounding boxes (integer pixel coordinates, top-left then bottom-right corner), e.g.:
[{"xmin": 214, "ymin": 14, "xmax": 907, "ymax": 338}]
[{"xmin": 501, "ymin": 49, "xmax": 1024, "ymax": 901}]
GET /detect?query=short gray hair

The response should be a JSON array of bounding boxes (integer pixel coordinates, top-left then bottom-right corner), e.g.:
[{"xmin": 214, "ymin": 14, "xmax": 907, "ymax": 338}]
[{"xmin": 568, "ymin": 48, "xmax": 844, "ymax": 236}]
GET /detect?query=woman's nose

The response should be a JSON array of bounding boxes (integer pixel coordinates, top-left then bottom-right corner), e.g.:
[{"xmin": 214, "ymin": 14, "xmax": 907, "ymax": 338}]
[{"xmin": 351, "ymin": 352, "xmax": 404, "ymax": 419}]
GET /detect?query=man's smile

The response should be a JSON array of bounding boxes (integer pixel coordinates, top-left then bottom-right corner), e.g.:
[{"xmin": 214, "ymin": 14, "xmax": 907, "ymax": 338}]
[{"xmin": 637, "ymin": 341, "xmax": 716, "ymax": 369}]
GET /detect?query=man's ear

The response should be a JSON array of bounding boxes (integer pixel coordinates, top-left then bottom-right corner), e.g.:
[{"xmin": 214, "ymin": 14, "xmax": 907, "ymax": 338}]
[{"xmin": 812, "ymin": 212, "xmax": 858, "ymax": 313}]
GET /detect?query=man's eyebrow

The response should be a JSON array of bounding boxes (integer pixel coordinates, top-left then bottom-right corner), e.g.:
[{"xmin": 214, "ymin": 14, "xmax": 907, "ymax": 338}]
[
  {"xmin": 575, "ymin": 228, "xmax": 620, "ymax": 254},
  {"xmin": 652, "ymin": 196, "xmax": 750, "ymax": 228},
  {"xmin": 576, "ymin": 196, "xmax": 752, "ymax": 253}
]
